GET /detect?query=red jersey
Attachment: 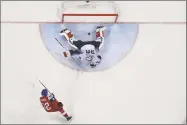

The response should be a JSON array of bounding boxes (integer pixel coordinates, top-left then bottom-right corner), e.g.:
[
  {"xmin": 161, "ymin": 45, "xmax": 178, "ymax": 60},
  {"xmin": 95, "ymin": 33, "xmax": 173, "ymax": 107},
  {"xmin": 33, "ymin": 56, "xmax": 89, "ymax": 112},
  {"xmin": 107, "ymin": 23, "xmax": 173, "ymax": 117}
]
[{"xmin": 40, "ymin": 96, "xmax": 61, "ymax": 112}]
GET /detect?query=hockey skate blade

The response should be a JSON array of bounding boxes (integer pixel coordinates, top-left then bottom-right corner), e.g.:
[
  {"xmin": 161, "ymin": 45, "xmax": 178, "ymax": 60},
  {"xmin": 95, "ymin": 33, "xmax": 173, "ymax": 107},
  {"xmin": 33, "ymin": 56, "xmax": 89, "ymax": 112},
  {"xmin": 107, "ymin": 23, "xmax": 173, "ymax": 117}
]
[{"xmin": 66, "ymin": 117, "xmax": 73, "ymax": 123}]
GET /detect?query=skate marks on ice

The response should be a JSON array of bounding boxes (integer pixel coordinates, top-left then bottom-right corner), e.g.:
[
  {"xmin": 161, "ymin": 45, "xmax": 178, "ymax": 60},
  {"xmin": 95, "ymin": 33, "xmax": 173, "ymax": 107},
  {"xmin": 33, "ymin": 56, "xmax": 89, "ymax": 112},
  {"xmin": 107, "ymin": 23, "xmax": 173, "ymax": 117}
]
[{"xmin": 40, "ymin": 24, "xmax": 138, "ymax": 72}]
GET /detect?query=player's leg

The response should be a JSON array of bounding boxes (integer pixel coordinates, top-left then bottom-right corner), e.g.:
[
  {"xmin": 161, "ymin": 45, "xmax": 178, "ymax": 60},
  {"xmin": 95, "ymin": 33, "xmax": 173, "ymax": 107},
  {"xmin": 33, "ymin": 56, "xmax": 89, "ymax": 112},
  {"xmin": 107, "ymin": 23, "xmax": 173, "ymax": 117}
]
[
  {"xmin": 59, "ymin": 28, "xmax": 88, "ymax": 51},
  {"xmin": 96, "ymin": 26, "xmax": 106, "ymax": 38},
  {"xmin": 59, "ymin": 28, "xmax": 74, "ymax": 41},
  {"xmin": 62, "ymin": 39, "xmax": 87, "ymax": 58},
  {"xmin": 95, "ymin": 26, "xmax": 106, "ymax": 50},
  {"xmin": 59, "ymin": 28, "xmax": 78, "ymax": 49},
  {"xmin": 58, "ymin": 108, "xmax": 72, "ymax": 121}
]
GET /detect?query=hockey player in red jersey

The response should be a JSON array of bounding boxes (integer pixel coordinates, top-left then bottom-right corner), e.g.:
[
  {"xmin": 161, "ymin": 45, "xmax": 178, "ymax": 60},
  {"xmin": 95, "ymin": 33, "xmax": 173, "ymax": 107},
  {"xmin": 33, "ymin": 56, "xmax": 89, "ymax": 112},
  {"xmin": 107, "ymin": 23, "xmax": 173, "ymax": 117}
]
[{"xmin": 40, "ymin": 89, "xmax": 72, "ymax": 121}]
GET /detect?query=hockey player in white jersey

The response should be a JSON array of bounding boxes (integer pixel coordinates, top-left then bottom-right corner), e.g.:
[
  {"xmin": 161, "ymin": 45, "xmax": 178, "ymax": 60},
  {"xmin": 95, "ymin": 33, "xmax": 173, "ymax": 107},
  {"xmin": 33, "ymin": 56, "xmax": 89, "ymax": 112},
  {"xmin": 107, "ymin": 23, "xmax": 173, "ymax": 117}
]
[{"xmin": 59, "ymin": 26, "xmax": 106, "ymax": 68}]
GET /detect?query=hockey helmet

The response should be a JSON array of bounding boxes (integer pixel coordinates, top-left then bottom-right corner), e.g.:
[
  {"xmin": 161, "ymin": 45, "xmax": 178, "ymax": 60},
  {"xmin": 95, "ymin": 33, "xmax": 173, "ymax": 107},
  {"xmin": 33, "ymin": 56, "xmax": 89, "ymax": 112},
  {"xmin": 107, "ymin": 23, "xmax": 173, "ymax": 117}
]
[{"xmin": 41, "ymin": 89, "xmax": 48, "ymax": 97}]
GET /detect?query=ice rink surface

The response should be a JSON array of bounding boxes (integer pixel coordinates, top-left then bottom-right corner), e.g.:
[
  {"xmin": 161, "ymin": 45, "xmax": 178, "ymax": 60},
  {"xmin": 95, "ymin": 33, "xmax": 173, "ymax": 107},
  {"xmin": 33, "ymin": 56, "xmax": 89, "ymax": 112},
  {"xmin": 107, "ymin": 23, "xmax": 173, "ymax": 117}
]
[
  {"xmin": 1, "ymin": 1, "xmax": 186, "ymax": 124},
  {"xmin": 40, "ymin": 23, "xmax": 138, "ymax": 71}
]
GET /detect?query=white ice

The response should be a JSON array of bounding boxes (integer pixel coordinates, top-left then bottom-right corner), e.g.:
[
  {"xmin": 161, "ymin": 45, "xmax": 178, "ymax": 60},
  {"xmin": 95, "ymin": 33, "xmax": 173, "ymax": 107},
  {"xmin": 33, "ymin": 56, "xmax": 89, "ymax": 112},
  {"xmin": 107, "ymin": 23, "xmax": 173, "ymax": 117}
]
[
  {"xmin": 1, "ymin": 1, "xmax": 186, "ymax": 124},
  {"xmin": 40, "ymin": 23, "xmax": 138, "ymax": 71}
]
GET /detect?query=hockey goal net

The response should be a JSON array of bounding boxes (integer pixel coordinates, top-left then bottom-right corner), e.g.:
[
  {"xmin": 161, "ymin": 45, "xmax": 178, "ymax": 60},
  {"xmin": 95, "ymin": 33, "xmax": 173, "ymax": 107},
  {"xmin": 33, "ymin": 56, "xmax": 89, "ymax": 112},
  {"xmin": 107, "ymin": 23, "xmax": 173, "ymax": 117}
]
[{"xmin": 58, "ymin": 1, "xmax": 120, "ymax": 23}]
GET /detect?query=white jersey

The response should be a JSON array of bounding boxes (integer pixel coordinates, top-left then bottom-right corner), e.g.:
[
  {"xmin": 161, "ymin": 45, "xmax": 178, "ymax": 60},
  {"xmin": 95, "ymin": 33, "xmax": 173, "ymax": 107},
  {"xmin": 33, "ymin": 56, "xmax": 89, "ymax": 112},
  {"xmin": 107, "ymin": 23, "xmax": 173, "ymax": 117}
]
[
  {"xmin": 79, "ymin": 44, "xmax": 96, "ymax": 62},
  {"xmin": 77, "ymin": 44, "xmax": 102, "ymax": 67}
]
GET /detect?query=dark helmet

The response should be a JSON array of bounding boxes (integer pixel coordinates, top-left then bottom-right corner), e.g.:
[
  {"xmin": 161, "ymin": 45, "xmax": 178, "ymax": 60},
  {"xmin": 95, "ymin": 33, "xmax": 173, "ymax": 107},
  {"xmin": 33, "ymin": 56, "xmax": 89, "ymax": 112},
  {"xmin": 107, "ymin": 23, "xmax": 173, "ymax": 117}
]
[{"xmin": 41, "ymin": 89, "xmax": 48, "ymax": 97}]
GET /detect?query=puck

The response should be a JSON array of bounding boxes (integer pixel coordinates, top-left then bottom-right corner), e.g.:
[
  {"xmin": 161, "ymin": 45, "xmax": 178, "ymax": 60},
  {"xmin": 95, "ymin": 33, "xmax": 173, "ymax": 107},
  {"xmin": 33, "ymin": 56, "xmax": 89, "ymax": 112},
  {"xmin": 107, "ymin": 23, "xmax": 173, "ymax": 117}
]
[{"xmin": 88, "ymin": 32, "xmax": 91, "ymax": 35}]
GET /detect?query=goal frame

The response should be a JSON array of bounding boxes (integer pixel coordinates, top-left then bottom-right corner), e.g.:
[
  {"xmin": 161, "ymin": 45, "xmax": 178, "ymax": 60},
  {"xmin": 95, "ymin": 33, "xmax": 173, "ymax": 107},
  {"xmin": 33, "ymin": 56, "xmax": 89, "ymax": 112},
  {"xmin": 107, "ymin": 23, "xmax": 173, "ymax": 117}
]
[
  {"xmin": 59, "ymin": 1, "xmax": 120, "ymax": 23},
  {"xmin": 61, "ymin": 13, "xmax": 119, "ymax": 23}
]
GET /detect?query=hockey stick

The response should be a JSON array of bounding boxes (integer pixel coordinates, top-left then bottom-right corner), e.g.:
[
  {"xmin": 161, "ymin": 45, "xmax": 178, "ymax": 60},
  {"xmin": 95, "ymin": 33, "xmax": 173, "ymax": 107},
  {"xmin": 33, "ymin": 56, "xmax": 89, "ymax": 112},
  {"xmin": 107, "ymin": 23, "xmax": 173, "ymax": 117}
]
[
  {"xmin": 36, "ymin": 77, "xmax": 52, "ymax": 94},
  {"xmin": 55, "ymin": 38, "xmax": 66, "ymax": 49}
]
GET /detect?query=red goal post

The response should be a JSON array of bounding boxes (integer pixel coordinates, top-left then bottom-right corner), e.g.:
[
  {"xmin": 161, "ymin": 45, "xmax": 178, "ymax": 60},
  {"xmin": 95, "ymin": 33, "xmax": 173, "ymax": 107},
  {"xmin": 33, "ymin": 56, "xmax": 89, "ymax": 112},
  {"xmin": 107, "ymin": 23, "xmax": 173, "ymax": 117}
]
[{"xmin": 58, "ymin": 1, "xmax": 120, "ymax": 23}]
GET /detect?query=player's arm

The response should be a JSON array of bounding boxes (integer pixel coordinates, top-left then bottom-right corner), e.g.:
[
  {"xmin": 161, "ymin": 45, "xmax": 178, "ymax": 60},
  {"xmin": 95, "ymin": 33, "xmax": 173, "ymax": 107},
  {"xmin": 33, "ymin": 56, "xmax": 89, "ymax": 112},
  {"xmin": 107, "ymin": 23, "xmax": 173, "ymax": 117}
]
[
  {"xmin": 47, "ymin": 94, "xmax": 64, "ymax": 110},
  {"xmin": 48, "ymin": 93, "xmax": 56, "ymax": 101},
  {"xmin": 90, "ymin": 55, "xmax": 102, "ymax": 68}
]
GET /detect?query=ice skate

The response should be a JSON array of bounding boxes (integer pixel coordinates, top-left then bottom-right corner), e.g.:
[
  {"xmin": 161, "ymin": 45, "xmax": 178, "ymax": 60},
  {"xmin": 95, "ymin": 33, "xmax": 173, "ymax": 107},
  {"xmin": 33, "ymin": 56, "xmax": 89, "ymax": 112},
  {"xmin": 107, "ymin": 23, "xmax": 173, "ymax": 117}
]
[{"xmin": 66, "ymin": 116, "xmax": 72, "ymax": 122}]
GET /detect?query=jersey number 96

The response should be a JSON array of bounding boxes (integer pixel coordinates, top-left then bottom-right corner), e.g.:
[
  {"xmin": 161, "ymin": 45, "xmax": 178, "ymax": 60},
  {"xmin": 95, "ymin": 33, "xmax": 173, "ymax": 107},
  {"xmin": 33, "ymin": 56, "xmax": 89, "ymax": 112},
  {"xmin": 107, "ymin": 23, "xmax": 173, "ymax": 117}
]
[{"xmin": 86, "ymin": 50, "xmax": 95, "ymax": 54}]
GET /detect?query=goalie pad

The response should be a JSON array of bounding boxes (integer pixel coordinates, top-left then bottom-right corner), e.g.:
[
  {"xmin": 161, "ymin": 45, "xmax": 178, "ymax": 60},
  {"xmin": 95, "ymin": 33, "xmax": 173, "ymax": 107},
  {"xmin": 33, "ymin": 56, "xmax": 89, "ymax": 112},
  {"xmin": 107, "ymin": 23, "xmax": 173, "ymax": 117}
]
[
  {"xmin": 96, "ymin": 26, "xmax": 106, "ymax": 50},
  {"xmin": 59, "ymin": 29, "xmax": 78, "ymax": 50},
  {"xmin": 96, "ymin": 26, "xmax": 106, "ymax": 38}
]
